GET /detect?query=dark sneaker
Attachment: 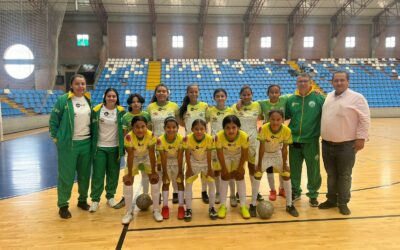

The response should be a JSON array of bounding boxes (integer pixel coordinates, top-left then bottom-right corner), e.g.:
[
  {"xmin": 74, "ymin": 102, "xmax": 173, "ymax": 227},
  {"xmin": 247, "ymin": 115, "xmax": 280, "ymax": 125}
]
[
  {"xmin": 59, "ymin": 206, "xmax": 71, "ymax": 219},
  {"xmin": 292, "ymin": 193, "xmax": 301, "ymax": 202},
  {"xmin": 286, "ymin": 205, "xmax": 299, "ymax": 217},
  {"xmin": 318, "ymin": 200, "xmax": 337, "ymax": 209},
  {"xmin": 209, "ymin": 207, "xmax": 218, "ymax": 220},
  {"xmin": 257, "ymin": 192, "xmax": 264, "ymax": 201},
  {"xmin": 77, "ymin": 201, "xmax": 90, "ymax": 211},
  {"xmin": 309, "ymin": 198, "xmax": 319, "ymax": 207},
  {"xmin": 172, "ymin": 193, "xmax": 179, "ymax": 204},
  {"xmin": 113, "ymin": 197, "xmax": 125, "ymax": 209},
  {"xmin": 338, "ymin": 204, "xmax": 351, "ymax": 215},
  {"xmin": 249, "ymin": 204, "xmax": 257, "ymax": 217},
  {"xmin": 184, "ymin": 209, "xmax": 192, "ymax": 222},
  {"xmin": 201, "ymin": 191, "xmax": 209, "ymax": 204}
]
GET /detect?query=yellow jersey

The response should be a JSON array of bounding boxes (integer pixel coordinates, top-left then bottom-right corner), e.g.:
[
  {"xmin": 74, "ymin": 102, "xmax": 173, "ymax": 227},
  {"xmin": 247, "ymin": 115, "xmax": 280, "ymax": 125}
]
[
  {"xmin": 232, "ymin": 101, "xmax": 261, "ymax": 139},
  {"xmin": 257, "ymin": 123, "xmax": 293, "ymax": 153},
  {"xmin": 156, "ymin": 133, "xmax": 183, "ymax": 159},
  {"xmin": 124, "ymin": 130, "xmax": 157, "ymax": 158},
  {"xmin": 215, "ymin": 130, "xmax": 249, "ymax": 157},
  {"xmin": 183, "ymin": 133, "xmax": 214, "ymax": 162},
  {"xmin": 206, "ymin": 106, "xmax": 233, "ymax": 136},
  {"xmin": 147, "ymin": 101, "xmax": 179, "ymax": 137},
  {"xmin": 184, "ymin": 101, "xmax": 208, "ymax": 133}
]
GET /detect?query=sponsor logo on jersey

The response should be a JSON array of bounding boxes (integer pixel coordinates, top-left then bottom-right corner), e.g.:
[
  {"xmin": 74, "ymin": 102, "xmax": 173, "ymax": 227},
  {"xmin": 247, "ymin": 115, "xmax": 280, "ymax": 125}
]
[{"xmin": 308, "ymin": 101, "xmax": 316, "ymax": 108}]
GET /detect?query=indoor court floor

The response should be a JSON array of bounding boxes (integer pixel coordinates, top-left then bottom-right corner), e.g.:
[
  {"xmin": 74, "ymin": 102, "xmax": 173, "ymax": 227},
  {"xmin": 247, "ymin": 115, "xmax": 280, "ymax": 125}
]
[{"xmin": 0, "ymin": 118, "xmax": 399, "ymax": 249}]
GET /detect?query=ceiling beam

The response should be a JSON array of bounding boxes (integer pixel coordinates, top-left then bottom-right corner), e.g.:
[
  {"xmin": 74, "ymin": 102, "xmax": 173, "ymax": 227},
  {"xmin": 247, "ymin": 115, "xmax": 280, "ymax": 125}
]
[
  {"xmin": 198, "ymin": 0, "xmax": 210, "ymax": 36},
  {"xmin": 89, "ymin": 0, "xmax": 108, "ymax": 36},
  {"xmin": 331, "ymin": 0, "xmax": 374, "ymax": 38},
  {"xmin": 148, "ymin": 0, "xmax": 156, "ymax": 36},
  {"xmin": 372, "ymin": 0, "xmax": 400, "ymax": 37},
  {"xmin": 243, "ymin": 0, "xmax": 266, "ymax": 37},
  {"xmin": 287, "ymin": 0, "xmax": 320, "ymax": 37}
]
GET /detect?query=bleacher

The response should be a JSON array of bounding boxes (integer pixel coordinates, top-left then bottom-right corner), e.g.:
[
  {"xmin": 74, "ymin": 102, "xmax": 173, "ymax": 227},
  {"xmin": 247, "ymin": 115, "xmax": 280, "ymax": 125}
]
[{"xmin": 0, "ymin": 102, "xmax": 24, "ymax": 117}]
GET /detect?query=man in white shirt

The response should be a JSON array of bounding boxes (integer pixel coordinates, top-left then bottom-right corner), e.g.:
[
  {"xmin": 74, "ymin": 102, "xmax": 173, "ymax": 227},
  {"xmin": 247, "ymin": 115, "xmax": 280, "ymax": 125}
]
[{"xmin": 319, "ymin": 71, "xmax": 370, "ymax": 215}]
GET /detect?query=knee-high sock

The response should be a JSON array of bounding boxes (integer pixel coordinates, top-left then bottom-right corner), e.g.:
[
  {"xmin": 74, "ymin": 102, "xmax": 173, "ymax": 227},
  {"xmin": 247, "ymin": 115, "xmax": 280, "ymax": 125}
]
[
  {"xmin": 283, "ymin": 180, "xmax": 292, "ymax": 206},
  {"xmin": 208, "ymin": 181, "xmax": 216, "ymax": 208},
  {"xmin": 237, "ymin": 180, "xmax": 247, "ymax": 207},
  {"xmin": 251, "ymin": 179, "xmax": 261, "ymax": 206},
  {"xmin": 185, "ymin": 183, "xmax": 193, "ymax": 209},
  {"xmin": 162, "ymin": 190, "xmax": 169, "ymax": 207},
  {"xmin": 151, "ymin": 183, "xmax": 160, "ymax": 211},
  {"xmin": 220, "ymin": 180, "xmax": 229, "ymax": 206},
  {"xmin": 215, "ymin": 176, "xmax": 221, "ymax": 194},
  {"xmin": 141, "ymin": 171, "xmax": 149, "ymax": 194},
  {"xmin": 201, "ymin": 178, "xmax": 207, "ymax": 192},
  {"xmin": 172, "ymin": 179, "xmax": 178, "ymax": 193},
  {"xmin": 279, "ymin": 175, "xmax": 284, "ymax": 189},
  {"xmin": 229, "ymin": 179, "xmax": 235, "ymax": 196},
  {"xmin": 178, "ymin": 191, "xmax": 184, "ymax": 206},
  {"xmin": 267, "ymin": 173, "xmax": 275, "ymax": 191},
  {"xmin": 123, "ymin": 184, "xmax": 133, "ymax": 213}
]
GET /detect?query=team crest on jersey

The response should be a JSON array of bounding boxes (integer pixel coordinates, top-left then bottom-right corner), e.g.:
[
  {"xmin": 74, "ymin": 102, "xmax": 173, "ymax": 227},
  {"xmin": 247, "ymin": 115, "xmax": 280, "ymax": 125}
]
[
  {"xmin": 76, "ymin": 103, "xmax": 81, "ymax": 108},
  {"xmin": 104, "ymin": 111, "xmax": 109, "ymax": 116},
  {"xmin": 217, "ymin": 112, "xmax": 222, "ymax": 116},
  {"xmin": 212, "ymin": 117, "xmax": 218, "ymax": 122},
  {"xmin": 195, "ymin": 146, "xmax": 200, "ymax": 149},
  {"xmin": 191, "ymin": 107, "xmax": 198, "ymax": 111},
  {"xmin": 308, "ymin": 101, "xmax": 316, "ymax": 108},
  {"xmin": 168, "ymin": 145, "xmax": 174, "ymax": 150}
]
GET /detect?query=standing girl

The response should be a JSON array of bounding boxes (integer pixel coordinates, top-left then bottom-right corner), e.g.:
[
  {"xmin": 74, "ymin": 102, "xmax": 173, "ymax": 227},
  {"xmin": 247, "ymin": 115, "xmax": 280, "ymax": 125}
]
[
  {"xmin": 89, "ymin": 88, "xmax": 125, "ymax": 212},
  {"xmin": 205, "ymin": 88, "xmax": 236, "ymax": 206},
  {"xmin": 183, "ymin": 119, "xmax": 217, "ymax": 221},
  {"xmin": 232, "ymin": 85, "xmax": 262, "ymax": 202},
  {"xmin": 157, "ymin": 117, "xmax": 185, "ymax": 220},
  {"xmin": 179, "ymin": 84, "xmax": 209, "ymax": 204},
  {"xmin": 215, "ymin": 115, "xmax": 250, "ymax": 219},
  {"xmin": 122, "ymin": 116, "xmax": 162, "ymax": 224},
  {"xmin": 255, "ymin": 110, "xmax": 298, "ymax": 217},
  {"xmin": 49, "ymin": 74, "xmax": 92, "ymax": 219}
]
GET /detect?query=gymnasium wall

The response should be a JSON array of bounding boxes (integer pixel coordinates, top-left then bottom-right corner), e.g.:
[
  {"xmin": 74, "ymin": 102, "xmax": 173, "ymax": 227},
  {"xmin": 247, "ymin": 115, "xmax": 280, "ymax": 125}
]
[
  {"xmin": 291, "ymin": 24, "xmax": 330, "ymax": 59},
  {"xmin": 375, "ymin": 25, "xmax": 400, "ymax": 58},
  {"xmin": 247, "ymin": 24, "xmax": 287, "ymax": 59},
  {"xmin": 332, "ymin": 25, "xmax": 371, "ymax": 58}
]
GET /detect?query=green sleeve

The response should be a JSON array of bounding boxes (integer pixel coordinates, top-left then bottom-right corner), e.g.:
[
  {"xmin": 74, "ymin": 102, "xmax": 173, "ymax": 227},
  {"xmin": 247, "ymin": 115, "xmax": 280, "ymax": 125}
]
[
  {"xmin": 144, "ymin": 111, "xmax": 151, "ymax": 122},
  {"xmin": 49, "ymin": 97, "xmax": 63, "ymax": 139},
  {"xmin": 285, "ymin": 98, "xmax": 292, "ymax": 120}
]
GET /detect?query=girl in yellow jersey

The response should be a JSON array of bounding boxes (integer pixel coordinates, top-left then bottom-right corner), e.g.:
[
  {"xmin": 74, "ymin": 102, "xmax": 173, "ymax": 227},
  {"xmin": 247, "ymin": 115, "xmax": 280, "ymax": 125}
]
[
  {"xmin": 205, "ymin": 88, "xmax": 236, "ymax": 206},
  {"xmin": 232, "ymin": 85, "xmax": 263, "ymax": 201},
  {"xmin": 179, "ymin": 84, "xmax": 210, "ymax": 204},
  {"xmin": 157, "ymin": 117, "xmax": 185, "ymax": 220},
  {"xmin": 183, "ymin": 119, "xmax": 217, "ymax": 221},
  {"xmin": 215, "ymin": 115, "xmax": 250, "ymax": 219},
  {"xmin": 122, "ymin": 116, "xmax": 161, "ymax": 224}
]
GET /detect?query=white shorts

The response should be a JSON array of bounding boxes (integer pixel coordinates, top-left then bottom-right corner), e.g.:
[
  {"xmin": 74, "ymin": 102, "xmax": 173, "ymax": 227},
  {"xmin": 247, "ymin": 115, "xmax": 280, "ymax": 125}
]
[
  {"xmin": 248, "ymin": 134, "xmax": 258, "ymax": 165},
  {"xmin": 124, "ymin": 155, "xmax": 151, "ymax": 176},
  {"xmin": 260, "ymin": 151, "xmax": 283, "ymax": 173},
  {"xmin": 223, "ymin": 154, "xmax": 241, "ymax": 173},
  {"xmin": 186, "ymin": 159, "xmax": 213, "ymax": 184},
  {"xmin": 211, "ymin": 150, "xmax": 221, "ymax": 171}
]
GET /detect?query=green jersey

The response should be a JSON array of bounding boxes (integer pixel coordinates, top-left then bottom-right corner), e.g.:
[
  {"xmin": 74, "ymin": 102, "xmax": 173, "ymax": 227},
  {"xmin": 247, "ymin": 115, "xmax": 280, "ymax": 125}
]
[
  {"xmin": 122, "ymin": 111, "xmax": 151, "ymax": 131},
  {"xmin": 258, "ymin": 95, "xmax": 289, "ymax": 122}
]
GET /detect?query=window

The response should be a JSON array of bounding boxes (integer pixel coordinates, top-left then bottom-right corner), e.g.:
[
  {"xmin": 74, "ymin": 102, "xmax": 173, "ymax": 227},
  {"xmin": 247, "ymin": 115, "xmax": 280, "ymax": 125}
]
[
  {"xmin": 77, "ymin": 34, "xmax": 89, "ymax": 47},
  {"xmin": 260, "ymin": 36, "xmax": 271, "ymax": 48},
  {"xmin": 217, "ymin": 36, "xmax": 228, "ymax": 48},
  {"xmin": 126, "ymin": 35, "xmax": 137, "ymax": 47},
  {"xmin": 3, "ymin": 44, "xmax": 34, "ymax": 80},
  {"xmin": 345, "ymin": 36, "xmax": 355, "ymax": 48},
  {"xmin": 172, "ymin": 36, "xmax": 184, "ymax": 48},
  {"xmin": 303, "ymin": 36, "xmax": 314, "ymax": 48},
  {"xmin": 386, "ymin": 36, "xmax": 396, "ymax": 48}
]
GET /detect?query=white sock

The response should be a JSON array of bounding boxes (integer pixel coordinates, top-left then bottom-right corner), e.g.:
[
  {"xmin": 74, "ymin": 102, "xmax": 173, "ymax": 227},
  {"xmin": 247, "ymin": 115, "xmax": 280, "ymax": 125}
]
[
  {"xmin": 215, "ymin": 175, "xmax": 221, "ymax": 194},
  {"xmin": 220, "ymin": 180, "xmax": 229, "ymax": 206},
  {"xmin": 201, "ymin": 177, "xmax": 207, "ymax": 192},
  {"xmin": 229, "ymin": 179, "xmax": 235, "ymax": 197},
  {"xmin": 237, "ymin": 180, "xmax": 247, "ymax": 207},
  {"xmin": 267, "ymin": 173, "xmax": 275, "ymax": 191},
  {"xmin": 151, "ymin": 183, "xmax": 160, "ymax": 211},
  {"xmin": 279, "ymin": 175, "xmax": 284, "ymax": 190},
  {"xmin": 123, "ymin": 184, "xmax": 133, "ymax": 213},
  {"xmin": 178, "ymin": 191, "xmax": 184, "ymax": 206},
  {"xmin": 172, "ymin": 179, "xmax": 178, "ymax": 194},
  {"xmin": 251, "ymin": 179, "xmax": 261, "ymax": 206},
  {"xmin": 185, "ymin": 183, "xmax": 193, "ymax": 209},
  {"xmin": 208, "ymin": 181, "xmax": 216, "ymax": 208},
  {"xmin": 162, "ymin": 190, "xmax": 169, "ymax": 207},
  {"xmin": 141, "ymin": 171, "xmax": 149, "ymax": 194},
  {"xmin": 283, "ymin": 180, "xmax": 292, "ymax": 206}
]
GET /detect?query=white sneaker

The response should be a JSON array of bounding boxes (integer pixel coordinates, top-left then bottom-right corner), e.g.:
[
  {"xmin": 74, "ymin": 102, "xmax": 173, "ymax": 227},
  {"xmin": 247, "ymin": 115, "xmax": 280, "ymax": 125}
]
[
  {"xmin": 230, "ymin": 195, "xmax": 238, "ymax": 207},
  {"xmin": 153, "ymin": 209, "xmax": 163, "ymax": 222},
  {"xmin": 107, "ymin": 198, "xmax": 118, "ymax": 208},
  {"xmin": 122, "ymin": 211, "xmax": 133, "ymax": 225},
  {"xmin": 89, "ymin": 202, "xmax": 99, "ymax": 213}
]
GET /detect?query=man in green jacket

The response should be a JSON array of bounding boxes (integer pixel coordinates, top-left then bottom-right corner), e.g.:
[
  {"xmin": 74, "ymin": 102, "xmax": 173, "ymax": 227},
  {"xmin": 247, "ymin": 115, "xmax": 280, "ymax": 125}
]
[{"xmin": 285, "ymin": 73, "xmax": 325, "ymax": 207}]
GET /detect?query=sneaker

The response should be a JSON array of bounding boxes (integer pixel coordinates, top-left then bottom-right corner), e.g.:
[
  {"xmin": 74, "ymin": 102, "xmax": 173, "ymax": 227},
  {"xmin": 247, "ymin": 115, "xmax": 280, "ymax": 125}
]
[
  {"xmin": 209, "ymin": 207, "xmax": 218, "ymax": 220},
  {"xmin": 286, "ymin": 205, "xmax": 299, "ymax": 217},
  {"xmin": 278, "ymin": 187, "xmax": 286, "ymax": 198},
  {"xmin": 153, "ymin": 209, "xmax": 163, "ymax": 222},
  {"xmin": 309, "ymin": 198, "xmax": 319, "ymax": 207},
  {"xmin": 318, "ymin": 200, "xmax": 337, "ymax": 209},
  {"xmin": 269, "ymin": 190, "xmax": 277, "ymax": 201},
  {"xmin": 292, "ymin": 193, "xmax": 301, "ymax": 202},
  {"xmin": 89, "ymin": 202, "xmax": 99, "ymax": 213},
  {"xmin": 172, "ymin": 193, "xmax": 179, "ymax": 204},
  {"xmin": 230, "ymin": 195, "xmax": 238, "ymax": 207},
  {"xmin": 215, "ymin": 193, "xmax": 221, "ymax": 204},
  {"xmin": 177, "ymin": 206, "xmax": 185, "ymax": 220},
  {"xmin": 59, "ymin": 206, "xmax": 71, "ymax": 219},
  {"xmin": 240, "ymin": 206, "xmax": 250, "ymax": 219},
  {"xmin": 122, "ymin": 211, "xmax": 133, "ymax": 225},
  {"xmin": 77, "ymin": 201, "xmax": 90, "ymax": 211},
  {"xmin": 184, "ymin": 209, "xmax": 192, "ymax": 222},
  {"xmin": 201, "ymin": 191, "xmax": 209, "ymax": 204},
  {"xmin": 107, "ymin": 198, "xmax": 118, "ymax": 208},
  {"xmin": 113, "ymin": 197, "xmax": 125, "ymax": 209},
  {"xmin": 257, "ymin": 193, "xmax": 264, "ymax": 201},
  {"xmin": 161, "ymin": 206, "xmax": 169, "ymax": 219},
  {"xmin": 218, "ymin": 205, "xmax": 227, "ymax": 219},
  {"xmin": 249, "ymin": 204, "xmax": 257, "ymax": 217},
  {"xmin": 338, "ymin": 204, "xmax": 351, "ymax": 215}
]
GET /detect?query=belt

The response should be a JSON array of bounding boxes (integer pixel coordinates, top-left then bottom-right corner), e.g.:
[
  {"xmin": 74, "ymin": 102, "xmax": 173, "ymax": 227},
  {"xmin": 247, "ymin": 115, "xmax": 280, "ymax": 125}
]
[{"xmin": 322, "ymin": 140, "xmax": 355, "ymax": 146}]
